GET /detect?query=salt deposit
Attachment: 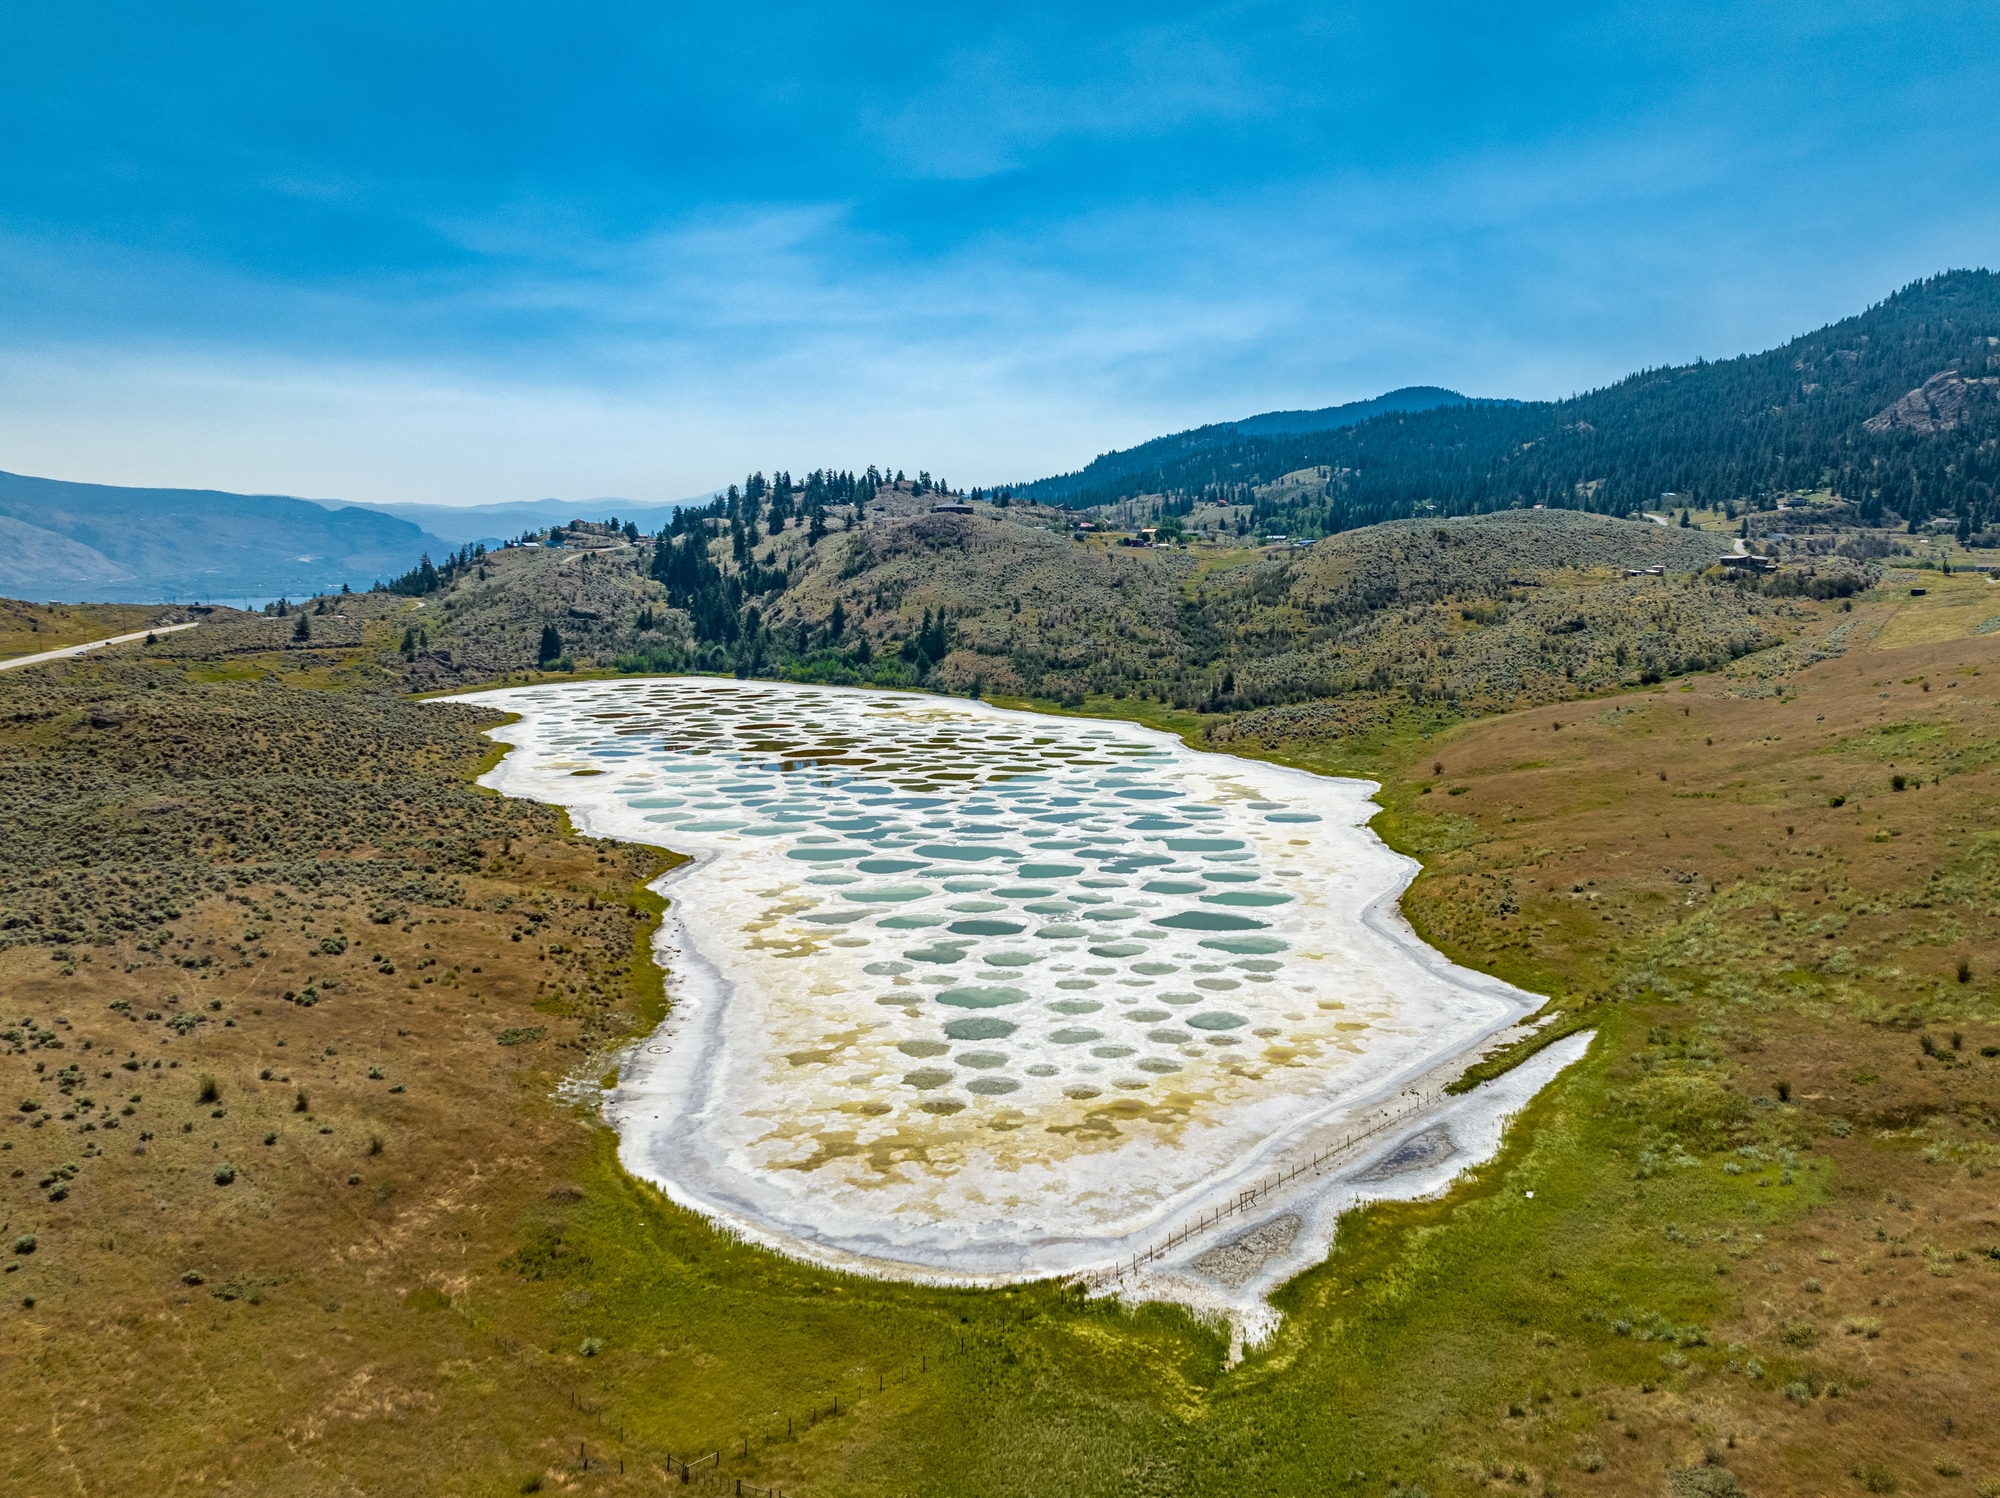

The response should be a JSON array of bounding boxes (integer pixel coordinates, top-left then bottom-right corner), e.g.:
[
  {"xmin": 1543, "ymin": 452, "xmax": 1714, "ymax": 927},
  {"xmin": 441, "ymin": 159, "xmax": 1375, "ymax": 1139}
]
[{"xmin": 452, "ymin": 677, "xmax": 1570, "ymax": 1287}]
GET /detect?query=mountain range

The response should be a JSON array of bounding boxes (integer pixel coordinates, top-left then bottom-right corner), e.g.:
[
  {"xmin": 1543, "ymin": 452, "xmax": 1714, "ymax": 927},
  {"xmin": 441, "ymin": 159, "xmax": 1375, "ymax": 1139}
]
[
  {"xmin": 0, "ymin": 472, "xmax": 457, "ymax": 604},
  {"xmin": 1013, "ymin": 270, "xmax": 2000, "ymax": 542},
  {"xmin": 5, "ymin": 270, "xmax": 1996, "ymax": 603}
]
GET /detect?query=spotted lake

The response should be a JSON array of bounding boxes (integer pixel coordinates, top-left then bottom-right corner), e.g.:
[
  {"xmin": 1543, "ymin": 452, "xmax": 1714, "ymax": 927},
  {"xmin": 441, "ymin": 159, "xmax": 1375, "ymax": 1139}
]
[{"xmin": 457, "ymin": 678, "xmax": 1541, "ymax": 1280}]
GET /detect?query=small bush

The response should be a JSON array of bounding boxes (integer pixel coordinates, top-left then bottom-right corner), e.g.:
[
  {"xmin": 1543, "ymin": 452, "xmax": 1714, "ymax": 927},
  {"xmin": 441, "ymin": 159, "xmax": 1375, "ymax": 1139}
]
[
  {"xmin": 293, "ymin": 1090, "xmax": 308, "ymax": 1113},
  {"xmin": 1854, "ymin": 1464, "xmax": 1897, "ymax": 1494},
  {"xmin": 212, "ymin": 1163, "xmax": 235, "ymax": 1186},
  {"xmin": 578, "ymin": 1336, "xmax": 603, "ymax": 1357},
  {"xmin": 196, "ymin": 1075, "xmax": 218, "ymax": 1105},
  {"xmin": 1671, "ymin": 1468, "xmax": 1744, "ymax": 1498},
  {"xmin": 181, "ymin": 1269, "xmax": 204, "ymax": 1285},
  {"xmin": 12, "ymin": 1235, "xmax": 35, "ymax": 1255}
]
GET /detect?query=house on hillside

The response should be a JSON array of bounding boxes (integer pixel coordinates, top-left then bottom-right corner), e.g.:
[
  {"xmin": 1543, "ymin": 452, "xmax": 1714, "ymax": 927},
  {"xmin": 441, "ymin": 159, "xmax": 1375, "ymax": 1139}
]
[
  {"xmin": 930, "ymin": 501, "xmax": 974, "ymax": 515},
  {"xmin": 1719, "ymin": 554, "xmax": 1778, "ymax": 573}
]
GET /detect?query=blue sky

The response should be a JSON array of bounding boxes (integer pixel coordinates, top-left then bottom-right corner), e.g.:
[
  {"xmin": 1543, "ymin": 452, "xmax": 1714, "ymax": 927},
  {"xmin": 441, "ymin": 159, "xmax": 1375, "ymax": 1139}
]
[{"xmin": 2, "ymin": 2, "xmax": 1996, "ymax": 506}]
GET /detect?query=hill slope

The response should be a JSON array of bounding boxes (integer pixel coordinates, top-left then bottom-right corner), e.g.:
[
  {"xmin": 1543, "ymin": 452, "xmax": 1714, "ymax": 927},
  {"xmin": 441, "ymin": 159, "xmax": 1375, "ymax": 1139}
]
[
  {"xmin": 1016, "ymin": 270, "xmax": 2000, "ymax": 541},
  {"xmin": 364, "ymin": 494, "xmax": 1843, "ymax": 753}
]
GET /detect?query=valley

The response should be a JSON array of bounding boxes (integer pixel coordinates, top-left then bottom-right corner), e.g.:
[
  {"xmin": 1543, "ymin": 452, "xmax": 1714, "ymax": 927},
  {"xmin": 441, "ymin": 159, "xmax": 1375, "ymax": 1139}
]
[{"xmin": 3, "ymin": 531, "xmax": 1996, "ymax": 1495}]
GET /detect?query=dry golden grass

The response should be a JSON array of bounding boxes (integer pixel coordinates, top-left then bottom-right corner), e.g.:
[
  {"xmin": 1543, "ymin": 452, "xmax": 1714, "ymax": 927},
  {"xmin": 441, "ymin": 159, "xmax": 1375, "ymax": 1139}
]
[
  {"xmin": 1356, "ymin": 581, "xmax": 2000, "ymax": 1494},
  {"xmin": 1869, "ymin": 569, "xmax": 2000, "ymax": 650},
  {"xmin": 0, "ymin": 600, "xmax": 169, "ymax": 659},
  {"xmin": 0, "ymin": 813, "xmax": 680, "ymax": 1493}
]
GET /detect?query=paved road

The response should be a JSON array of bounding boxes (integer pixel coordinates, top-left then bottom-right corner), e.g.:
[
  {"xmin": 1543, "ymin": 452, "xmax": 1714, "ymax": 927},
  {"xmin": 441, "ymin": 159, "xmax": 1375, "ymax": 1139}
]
[{"xmin": 0, "ymin": 620, "xmax": 202, "ymax": 673}]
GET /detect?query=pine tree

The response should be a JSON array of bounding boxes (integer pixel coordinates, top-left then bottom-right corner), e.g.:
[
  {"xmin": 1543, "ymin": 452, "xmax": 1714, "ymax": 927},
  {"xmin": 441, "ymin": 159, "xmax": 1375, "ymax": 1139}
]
[{"xmin": 538, "ymin": 624, "xmax": 562, "ymax": 665}]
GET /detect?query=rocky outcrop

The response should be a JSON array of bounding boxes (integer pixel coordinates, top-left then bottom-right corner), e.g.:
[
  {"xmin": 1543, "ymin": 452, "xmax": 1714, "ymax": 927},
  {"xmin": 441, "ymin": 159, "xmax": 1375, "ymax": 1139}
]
[{"xmin": 1864, "ymin": 371, "xmax": 1999, "ymax": 434}]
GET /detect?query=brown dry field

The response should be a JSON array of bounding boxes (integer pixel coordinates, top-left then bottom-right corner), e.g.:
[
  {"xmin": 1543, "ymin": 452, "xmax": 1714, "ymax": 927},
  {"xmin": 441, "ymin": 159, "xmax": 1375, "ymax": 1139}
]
[
  {"xmin": 0, "ymin": 811, "xmax": 679, "ymax": 1493},
  {"xmin": 1378, "ymin": 573, "xmax": 2000, "ymax": 1496}
]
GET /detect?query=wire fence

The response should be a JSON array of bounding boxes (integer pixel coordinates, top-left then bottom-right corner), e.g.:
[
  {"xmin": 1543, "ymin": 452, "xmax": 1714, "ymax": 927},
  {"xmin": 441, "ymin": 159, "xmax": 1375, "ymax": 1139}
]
[{"xmin": 1080, "ymin": 1087, "xmax": 1445, "ymax": 1288}]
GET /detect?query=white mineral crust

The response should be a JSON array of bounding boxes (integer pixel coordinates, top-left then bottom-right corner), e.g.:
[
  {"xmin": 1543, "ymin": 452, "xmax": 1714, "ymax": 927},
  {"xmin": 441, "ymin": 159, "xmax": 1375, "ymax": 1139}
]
[{"xmin": 451, "ymin": 678, "xmax": 1557, "ymax": 1284}]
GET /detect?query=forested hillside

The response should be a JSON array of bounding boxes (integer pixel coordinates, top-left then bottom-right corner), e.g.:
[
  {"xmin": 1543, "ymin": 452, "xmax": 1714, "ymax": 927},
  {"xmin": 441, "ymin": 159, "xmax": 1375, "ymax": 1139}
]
[
  {"xmin": 1009, "ymin": 385, "xmax": 1478, "ymax": 505},
  {"xmin": 1017, "ymin": 271, "xmax": 2000, "ymax": 542}
]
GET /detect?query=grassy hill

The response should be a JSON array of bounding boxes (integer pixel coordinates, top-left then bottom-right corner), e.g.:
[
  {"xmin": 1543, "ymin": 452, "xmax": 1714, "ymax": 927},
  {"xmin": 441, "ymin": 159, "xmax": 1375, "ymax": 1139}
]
[{"xmin": 391, "ymin": 497, "xmax": 1839, "ymax": 735}]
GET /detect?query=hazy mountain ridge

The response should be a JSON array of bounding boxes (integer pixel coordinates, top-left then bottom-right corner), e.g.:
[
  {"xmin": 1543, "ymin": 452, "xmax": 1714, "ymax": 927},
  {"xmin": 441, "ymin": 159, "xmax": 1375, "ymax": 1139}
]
[
  {"xmin": 0, "ymin": 472, "xmax": 698, "ymax": 602},
  {"xmin": 0, "ymin": 471, "xmax": 459, "ymax": 602}
]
